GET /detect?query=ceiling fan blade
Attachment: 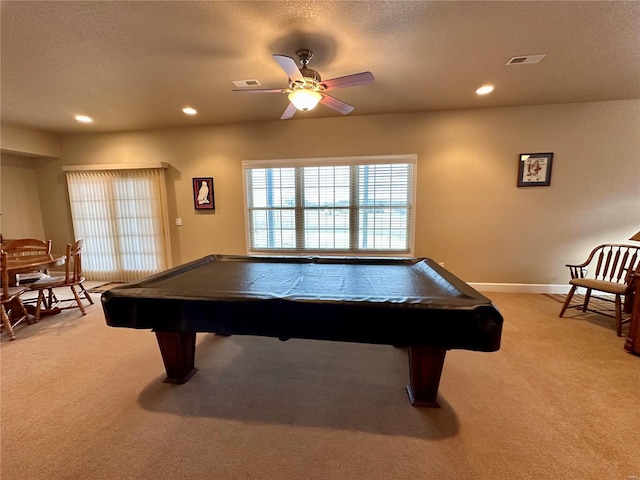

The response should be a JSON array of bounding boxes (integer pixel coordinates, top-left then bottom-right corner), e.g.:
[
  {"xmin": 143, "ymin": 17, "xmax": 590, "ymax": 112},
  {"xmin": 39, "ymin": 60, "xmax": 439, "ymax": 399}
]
[
  {"xmin": 320, "ymin": 94, "xmax": 355, "ymax": 115},
  {"xmin": 281, "ymin": 102, "xmax": 297, "ymax": 120},
  {"xmin": 321, "ymin": 72, "xmax": 374, "ymax": 91},
  {"xmin": 273, "ymin": 54, "xmax": 304, "ymax": 83},
  {"xmin": 232, "ymin": 88, "xmax": 287, "ymax": 94}
]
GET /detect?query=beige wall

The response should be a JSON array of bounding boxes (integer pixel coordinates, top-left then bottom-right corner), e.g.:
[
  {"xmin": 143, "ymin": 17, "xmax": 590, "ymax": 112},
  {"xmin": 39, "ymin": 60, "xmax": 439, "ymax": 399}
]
[
  {"xmin": 0, "ymin": 123, "xmax": 61, "ymax": 158},
  {"xmin": 12, "ymin": 99, "xmax": 640, "ymax": 287},
  {"xmin": 0, "ymin": 153, "xmax": 46, "ymax": 239}
]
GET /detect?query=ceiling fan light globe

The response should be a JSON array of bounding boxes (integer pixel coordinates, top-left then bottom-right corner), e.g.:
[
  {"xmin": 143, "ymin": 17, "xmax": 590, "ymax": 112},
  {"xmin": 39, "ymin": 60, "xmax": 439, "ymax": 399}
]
[{"xmin": 288, "ymin": 89, "xmax": 322, "ymax": 111}]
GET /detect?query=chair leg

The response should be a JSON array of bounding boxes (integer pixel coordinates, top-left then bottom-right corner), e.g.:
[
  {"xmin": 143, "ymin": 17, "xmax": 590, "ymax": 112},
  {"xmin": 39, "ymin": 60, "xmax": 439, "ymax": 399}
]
[
  {"xmin": 15, "ymin": 297, "xmax": 30, "ymax": 325},
  {"xmin": 1, "ymin": 304, "xmax": 16, "ymax": 341},
  {"xmin": 78, "ymin": 283, "xmax": 94, "ymax": 305},
  {"xmin": 615, "ymin": 294, "xmax": 623, "ymax": 337},
  {"xmin": 2, "ymin": 297, "xmax": 30, "ymax": 338},
  {"xmin": 70, "ymin": 286, "xmax": 87, "ymax": 315},
  {"xmin": 45, "ymin": 288, "xmax": 56, "ymax": 309},
  {"xmin": 34, "ymin": 290, "xmax": 44, "ymax": 322},
  {"xmin": 582, "ymin": 288, "xmax": 592, "ymax": 312},
  {"xmin": 559, "ymin": 285, "xmax": 578, "ymax": 317}
]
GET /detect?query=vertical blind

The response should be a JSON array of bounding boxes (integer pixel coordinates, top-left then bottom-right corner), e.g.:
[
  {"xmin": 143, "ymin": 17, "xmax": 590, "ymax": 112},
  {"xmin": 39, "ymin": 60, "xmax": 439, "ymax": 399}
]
[
  {"xmin": 243, "ymin": 154, "xmax": 416, "ymax": 256},
  {"xmin": 64, "ymin": 165, "xmax": 171, "ymax": 281}
]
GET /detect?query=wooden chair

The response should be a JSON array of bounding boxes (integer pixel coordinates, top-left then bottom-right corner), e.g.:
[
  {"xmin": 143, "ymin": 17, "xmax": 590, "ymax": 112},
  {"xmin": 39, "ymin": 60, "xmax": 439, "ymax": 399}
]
[
  {"xmin": 2, "ymin": 238, "xmax": 52, "ymax": 255},
  {"xmin": 559, "ymin": 244, "xmax": 640, "ymax": 336},
  {"xmin": 2, "ymin": 238, "xmax": 53, "ymax": 284},
  {"xmin": 1, "ymin": 251, "xmax": 30, "ymax": 341},
  {"xmin": 29, "ymin": 239, "xmax": 94, "ymax": 321}
]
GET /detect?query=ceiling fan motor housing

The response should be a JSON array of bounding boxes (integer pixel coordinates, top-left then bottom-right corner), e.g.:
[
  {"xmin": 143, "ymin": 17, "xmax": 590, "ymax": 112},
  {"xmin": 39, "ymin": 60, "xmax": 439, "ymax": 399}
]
[
  {"xmin": 300, "ymin": 66, "xmax": 321, "ymax": 83},
  {"xmin": 292, "ymin": 50, "xmax": 322, "ymax": 89}
]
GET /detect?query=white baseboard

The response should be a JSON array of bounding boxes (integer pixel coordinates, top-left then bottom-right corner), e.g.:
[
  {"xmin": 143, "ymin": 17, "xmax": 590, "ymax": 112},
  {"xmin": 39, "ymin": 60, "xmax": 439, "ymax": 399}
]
[{"xmin": 469, "ymin": 283, "xmax": 571, "ymax": 294}]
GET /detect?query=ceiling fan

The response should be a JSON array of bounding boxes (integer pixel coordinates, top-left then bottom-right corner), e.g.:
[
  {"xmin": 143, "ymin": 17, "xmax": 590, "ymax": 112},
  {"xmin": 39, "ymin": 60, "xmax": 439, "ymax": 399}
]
[{"xmin": 232, "ymin": 49, "xmax": 374, "ymax": 120}]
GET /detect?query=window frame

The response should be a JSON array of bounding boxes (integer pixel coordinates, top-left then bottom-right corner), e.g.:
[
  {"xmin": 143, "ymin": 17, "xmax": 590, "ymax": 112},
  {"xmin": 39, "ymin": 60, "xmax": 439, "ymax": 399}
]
[{"xmin": 242, "ymin": 154, "xmax": 417, "ymax": 257}]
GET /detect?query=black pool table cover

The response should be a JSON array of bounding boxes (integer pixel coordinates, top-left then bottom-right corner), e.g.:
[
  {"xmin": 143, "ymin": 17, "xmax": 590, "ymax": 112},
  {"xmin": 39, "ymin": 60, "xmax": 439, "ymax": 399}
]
[{"xmin": 101, "ymin": 255, "xmax": 503, "ymax": 406}]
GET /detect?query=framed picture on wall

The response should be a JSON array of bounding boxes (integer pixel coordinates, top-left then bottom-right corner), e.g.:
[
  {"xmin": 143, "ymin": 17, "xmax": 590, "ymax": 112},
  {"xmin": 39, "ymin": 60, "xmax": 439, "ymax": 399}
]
[
  {"xmin": 193, "ymin": 177, "xmax": 215, "ymax": 210},
  {"xmin": 517, "ymin": 152, "xmax": 553, "ymax": 187}
]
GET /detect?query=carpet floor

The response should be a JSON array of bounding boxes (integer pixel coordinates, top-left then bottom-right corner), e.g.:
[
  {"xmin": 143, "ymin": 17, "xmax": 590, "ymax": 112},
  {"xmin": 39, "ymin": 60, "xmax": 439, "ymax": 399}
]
[
  {"xmin": 1, "ymin": 291, "xmax": 639, "ymax": 479},
  {"xmin": 544, "ymin": 292, "xmax": 632, "ymax": 320}
]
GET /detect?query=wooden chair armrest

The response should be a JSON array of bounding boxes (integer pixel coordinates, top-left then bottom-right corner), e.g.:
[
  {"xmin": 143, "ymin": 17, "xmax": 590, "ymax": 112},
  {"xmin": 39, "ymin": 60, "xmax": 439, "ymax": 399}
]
[
  {"xmin": 566, "ymin": 263, "xmax": 589, "ymax": 279},
  {"xmin": 565, "ymin": 257, "xmax": 592, "ymax": 268}
]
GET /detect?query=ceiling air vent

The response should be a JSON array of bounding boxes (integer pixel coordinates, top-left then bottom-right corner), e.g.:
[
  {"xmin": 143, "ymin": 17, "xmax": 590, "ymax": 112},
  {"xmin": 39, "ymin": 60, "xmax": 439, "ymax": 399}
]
[
  {"xmin": 232, "ymin": 79, "xmax": 261, "ymax": 88},
  {"xmin": 506, "ymin": 54, "xmax": 546, "ymax": 65}
]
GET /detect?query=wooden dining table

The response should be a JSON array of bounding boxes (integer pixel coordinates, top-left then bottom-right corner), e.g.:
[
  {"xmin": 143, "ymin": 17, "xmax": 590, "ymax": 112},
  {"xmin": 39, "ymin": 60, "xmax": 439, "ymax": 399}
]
[
  {"xmin": 5, "ymin": 253, "xmax": 66, "ymax": 318},
  {"xmin": 6, "ymin": 253, "xmax": 66, "ymax": 285}
]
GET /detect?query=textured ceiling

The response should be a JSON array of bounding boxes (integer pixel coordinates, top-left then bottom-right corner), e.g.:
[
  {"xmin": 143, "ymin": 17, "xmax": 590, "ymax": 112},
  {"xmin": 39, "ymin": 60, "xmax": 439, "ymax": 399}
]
[{"xmin": 1, "ymin": 1, "xmax": 639, "ymax": 134}]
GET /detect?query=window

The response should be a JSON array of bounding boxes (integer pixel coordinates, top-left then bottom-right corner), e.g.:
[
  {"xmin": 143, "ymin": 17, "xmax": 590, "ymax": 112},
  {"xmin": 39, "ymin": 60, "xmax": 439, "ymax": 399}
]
[
  {"xmin": 243, "ymin": 155, "xmax": 416, "ymax": 256},
  {"xmin": 64, "ymin": 164, "xmax": 171, "ymax": 281}
]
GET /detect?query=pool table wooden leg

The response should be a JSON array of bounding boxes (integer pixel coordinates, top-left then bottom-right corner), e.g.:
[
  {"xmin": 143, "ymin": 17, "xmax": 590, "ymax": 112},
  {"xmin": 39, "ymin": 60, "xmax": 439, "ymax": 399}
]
[
  {"xmin": 154, "ymin": 331, "xmax": 198, "ymax": 384},
  {"xmin": 406, "ymin": 346, "xmax": 447, "ymax": 407}
]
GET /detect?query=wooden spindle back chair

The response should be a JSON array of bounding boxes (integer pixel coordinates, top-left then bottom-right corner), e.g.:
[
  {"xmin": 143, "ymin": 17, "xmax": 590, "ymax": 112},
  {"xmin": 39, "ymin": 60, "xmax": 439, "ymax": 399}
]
[
  {"xmin": 29, "ymin": 239, "xmax": 94, "ymax": 321},
  {"xmin": 2, "ymin": 238, "xmax": 52, "ymax": 256},
  {"xmin": 559, "ymin": 244, "xmax": 640, "ymax": 336},
  {"xmin": 2, "ymin": 238, "xmax": 53, "ymax": 283}
]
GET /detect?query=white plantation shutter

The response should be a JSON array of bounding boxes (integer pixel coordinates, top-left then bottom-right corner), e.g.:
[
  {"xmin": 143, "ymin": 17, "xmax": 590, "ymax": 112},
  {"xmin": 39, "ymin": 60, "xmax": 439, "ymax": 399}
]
[
  {"xmin": 243, "ymin": 155, "xmax": 416, "ymax": 256},
  {"xmin": 64, "ymin": 164, "xmax": 171, "ymax": 281}
]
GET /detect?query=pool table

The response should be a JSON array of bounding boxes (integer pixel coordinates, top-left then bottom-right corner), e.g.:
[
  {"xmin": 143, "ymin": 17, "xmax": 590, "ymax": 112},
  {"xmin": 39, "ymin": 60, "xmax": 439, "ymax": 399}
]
[{"xmin": 101, "ymin": 255, "xmax": 503, "ymax": 407}]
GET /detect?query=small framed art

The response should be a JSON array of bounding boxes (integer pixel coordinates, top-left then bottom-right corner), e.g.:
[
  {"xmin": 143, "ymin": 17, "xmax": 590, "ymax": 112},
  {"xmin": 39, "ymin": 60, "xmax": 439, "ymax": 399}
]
[
  {"xmin": 517, "ymin": 153, "xmax": 553, "ymax": 187},
  {"xmin": 193, "ymin": 177, "xmax": 215, "ymax": 210}
]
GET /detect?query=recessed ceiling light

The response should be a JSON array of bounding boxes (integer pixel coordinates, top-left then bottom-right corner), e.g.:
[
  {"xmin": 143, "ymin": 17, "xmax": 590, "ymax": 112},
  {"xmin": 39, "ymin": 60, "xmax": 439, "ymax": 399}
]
[
  {"xmin": 75, "ymin": 115, "xmax": 93, "ymax": 123},
  {"xmin": 182, "ymin": 107, "xmax": 197, "ymax": 115},
  {"xmin": 476, "ymin": 85, "xmax": 494, "ymax": 95}
]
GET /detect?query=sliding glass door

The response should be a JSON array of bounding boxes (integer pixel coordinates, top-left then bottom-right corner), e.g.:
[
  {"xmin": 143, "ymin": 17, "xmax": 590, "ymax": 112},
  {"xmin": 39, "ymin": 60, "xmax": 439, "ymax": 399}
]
[{"xmin": 64, "ymin": 164, "xmax": 171, "ymax": 281}]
